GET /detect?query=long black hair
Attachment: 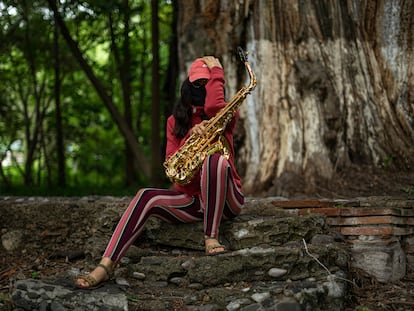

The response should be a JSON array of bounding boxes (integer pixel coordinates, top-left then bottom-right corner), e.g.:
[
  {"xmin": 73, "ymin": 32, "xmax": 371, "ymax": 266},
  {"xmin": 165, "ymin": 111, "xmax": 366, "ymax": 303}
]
[{"xmin": 172, "ymin": 78, "xmax": 207, "ymax": 138}]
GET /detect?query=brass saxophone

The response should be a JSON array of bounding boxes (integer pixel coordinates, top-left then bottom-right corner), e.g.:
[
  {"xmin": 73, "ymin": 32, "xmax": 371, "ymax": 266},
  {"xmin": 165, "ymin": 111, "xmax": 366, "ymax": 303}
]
[{"xmin": 164, "ymin": 47, "xmax": 257, "ymax": 185}]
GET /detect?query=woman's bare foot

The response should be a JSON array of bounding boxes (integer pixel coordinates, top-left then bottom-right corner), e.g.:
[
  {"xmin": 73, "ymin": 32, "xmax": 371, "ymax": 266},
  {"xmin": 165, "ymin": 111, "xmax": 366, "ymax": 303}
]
[
  {"xmin": 75, "ymin": 258, "xmax": 114, "ymax": 289},
  {"xmin": 205, "ymin": 236, "xmax": 227, "ymax": 255}
]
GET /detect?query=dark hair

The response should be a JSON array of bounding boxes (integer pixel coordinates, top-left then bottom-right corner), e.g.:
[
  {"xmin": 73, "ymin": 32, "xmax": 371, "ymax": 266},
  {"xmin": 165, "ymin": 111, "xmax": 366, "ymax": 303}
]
[
  {"xmin": 172, "ymin": 79, "xmax": 193, "ymax": 138},
  {"xmin": 173, "ymin": 78, "xmax": 208, "ymax": 138}
]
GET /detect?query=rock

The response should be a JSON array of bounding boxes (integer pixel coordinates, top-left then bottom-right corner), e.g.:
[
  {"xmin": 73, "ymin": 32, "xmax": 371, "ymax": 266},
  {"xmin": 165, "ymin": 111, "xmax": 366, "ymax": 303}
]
[
  {"xmin": 268, "ymin": 267, "xmax": 288, "ymax": 278},
  {"xmin": 12, "ymin": 278, "xmax": 128, "ymax": 311},
  {"xmin": 350, "ymin": 237, "xmax": 406, "ymax": 282},
  {"xmin": 2, "ymin": 229, "xmax": 24, "ymax": 251},
  {"xmin": 251, "ymin": 292, "xmax": 271, "ymax": 303},
  {"xmin": 132, "ymin": 272, "xmax": 146, "ymax": 280}
]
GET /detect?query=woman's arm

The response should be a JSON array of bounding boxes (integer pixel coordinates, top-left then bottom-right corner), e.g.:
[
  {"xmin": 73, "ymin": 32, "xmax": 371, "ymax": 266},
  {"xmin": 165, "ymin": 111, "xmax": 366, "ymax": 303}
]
[
  {"xmin": 202, "ymin": 57, "xmax": 226, "ymax": 118},
  {"xmin": 165, "ymin": 116, "xmax": 181, "ymax": 158}
]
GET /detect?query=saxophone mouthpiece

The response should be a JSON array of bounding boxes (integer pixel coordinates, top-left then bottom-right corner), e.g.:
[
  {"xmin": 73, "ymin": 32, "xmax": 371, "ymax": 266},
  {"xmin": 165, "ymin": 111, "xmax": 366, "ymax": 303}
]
[{"xmin": 238, "ymin": 47, "xmax": 248, "ymax": 62}]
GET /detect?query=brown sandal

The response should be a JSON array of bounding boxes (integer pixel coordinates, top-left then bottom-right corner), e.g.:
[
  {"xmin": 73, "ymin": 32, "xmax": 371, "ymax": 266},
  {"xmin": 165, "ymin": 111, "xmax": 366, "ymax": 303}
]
[
  {"xmin": 75, "ymin": 263, "xmax": 112, "ymax": 289},
  {"xmin": 205, "ymin": 237, "xmax": 227, "ymax": 256}
]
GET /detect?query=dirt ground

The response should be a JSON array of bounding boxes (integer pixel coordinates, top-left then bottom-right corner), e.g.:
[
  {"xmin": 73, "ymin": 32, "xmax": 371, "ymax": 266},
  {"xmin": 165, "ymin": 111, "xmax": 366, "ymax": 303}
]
[
  {"xmin": 0, "ymin": 166, "xmax": 413, "ymax": 310},
  {"xmin": 293, "ymin": 164, "xmax": 414, "ymax": 199}
]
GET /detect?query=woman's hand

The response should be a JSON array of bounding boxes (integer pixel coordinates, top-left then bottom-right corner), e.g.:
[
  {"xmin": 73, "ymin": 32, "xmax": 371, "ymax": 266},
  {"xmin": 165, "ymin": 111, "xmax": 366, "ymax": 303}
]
[
  {"xmin": 202, "ymin": 56, "xmax": 223, "ymax": 70},
  {"xmin": 191, "ymin": 120, "xmax": 208, "ymax": 136}
]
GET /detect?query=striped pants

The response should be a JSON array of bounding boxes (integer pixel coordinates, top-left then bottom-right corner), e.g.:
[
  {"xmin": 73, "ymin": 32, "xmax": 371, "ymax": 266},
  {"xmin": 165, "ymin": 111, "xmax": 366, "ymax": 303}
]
[{"xmin": 103, "ymin": 154, "xmax": 244, "ymax": 265}]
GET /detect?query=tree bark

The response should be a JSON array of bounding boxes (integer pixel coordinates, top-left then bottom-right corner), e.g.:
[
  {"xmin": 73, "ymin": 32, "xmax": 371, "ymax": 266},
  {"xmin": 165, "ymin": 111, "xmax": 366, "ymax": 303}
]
[
  {"xmin": 162, "ymin": 0, "xmax": 179, "ymax": 161},
  {"xmin": 108, "ymin": 2, "xmax": 136, "ymax": 186},
  {"xmin": 176, "ymin": 0, "xmax": 414, "ymax": 196},
  {"xmin": 21, "ymin": 0, "xmax": 45, "ymax": 186},
  {"xmin": 53, "ymin": 0, "xmax": 66, "ymax": 187},
  {"xmin": 150, "ymin": 0, "xmax": 162, "ymax": 186}
]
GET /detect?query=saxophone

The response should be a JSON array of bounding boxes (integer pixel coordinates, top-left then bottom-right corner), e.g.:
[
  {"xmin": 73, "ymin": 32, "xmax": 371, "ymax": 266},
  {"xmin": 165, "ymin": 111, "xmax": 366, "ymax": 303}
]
[{"xmin": 164, "ymin": 47, "xmax": 257, "ymax": 185}]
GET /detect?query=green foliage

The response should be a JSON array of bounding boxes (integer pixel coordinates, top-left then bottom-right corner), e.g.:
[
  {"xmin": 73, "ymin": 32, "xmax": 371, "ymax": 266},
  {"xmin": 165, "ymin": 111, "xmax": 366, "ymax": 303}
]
[
  {"xmin": 31, "ymin": 271, "xmax": 40, "ymax": 279},
  {"xmin": 0, "ymin": 0, "xmax": 174, "ymax": 195},
  {"xmin": 403, "ymin": 185, "xmax": 414, "ymax": 195}
]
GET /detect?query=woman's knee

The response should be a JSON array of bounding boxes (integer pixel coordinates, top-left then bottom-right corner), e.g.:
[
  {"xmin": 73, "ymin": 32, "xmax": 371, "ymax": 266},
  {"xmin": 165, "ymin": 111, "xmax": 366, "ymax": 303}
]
[
  {"xmin": 135, "ymin": 188, "xmax": 157, "ymax": 198},
  {"xmin": 205, "ymin": 153, "xmax": 230, "ymax": 167}
]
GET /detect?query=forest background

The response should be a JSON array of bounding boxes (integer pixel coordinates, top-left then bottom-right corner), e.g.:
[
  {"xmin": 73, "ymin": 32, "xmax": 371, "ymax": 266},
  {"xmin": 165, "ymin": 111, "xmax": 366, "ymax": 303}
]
[{"xmin": 0, "ymin": 0, "xmax": 413, "ymax": 198}]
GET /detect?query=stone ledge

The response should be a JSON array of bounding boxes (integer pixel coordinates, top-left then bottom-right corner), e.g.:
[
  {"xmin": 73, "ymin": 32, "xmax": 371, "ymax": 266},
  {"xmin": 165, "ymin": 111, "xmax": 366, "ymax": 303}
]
[
  {"xmin": 12, "ymin": 278, "xmax": 128, "ymax": 311},
  {"xmin": 2, "ymin": 196, "xmax": 414, "ymax": 310}
]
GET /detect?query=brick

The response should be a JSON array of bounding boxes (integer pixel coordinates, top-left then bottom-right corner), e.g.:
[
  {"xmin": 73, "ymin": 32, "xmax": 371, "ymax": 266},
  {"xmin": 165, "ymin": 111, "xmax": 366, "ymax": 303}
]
[
  {"xmin": 338, "ymin": 226, "xmax": 414, "ymax": 236},
  {"xmin": 271, "ymin": 200, "xmax": 334, "ymax": 208},
  {"xmin": 360, "ymin": 199, "xmax": 414, "ymax": 208},
  {"xmin": 299, "ymin": 207, "xmax": 414, "ymax": 219},
  {"xmin": 346, "ymin": 237, "xmax": 398, "ymax": 245},
  {"xmin": 339, "ymin": 226, "xmax": 394, "ymax": 236},
  {"xmin": 298, "ymin": 207, "xmax": 401, "ymax": 217},
  {"xmin": 327, "ymin": 215, "xmax": 414, "ymax": 226},
  {"xmin": 393, "ymin": 227, "xmax": 414, "ymax": 235},
  {"xmin": 297, "ymin": 207, "xmax": 341, "ymax": 216},
  {"xmin": 400, "ymin": 209, "xmax": 414, "ymax": 217}
]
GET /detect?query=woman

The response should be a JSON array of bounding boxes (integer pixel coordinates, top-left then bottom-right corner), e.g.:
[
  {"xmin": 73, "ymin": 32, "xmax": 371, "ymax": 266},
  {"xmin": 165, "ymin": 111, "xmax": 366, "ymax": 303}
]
[{"xmin": 75, "ymin": 56, "xmax": 244, "ymax": 289}]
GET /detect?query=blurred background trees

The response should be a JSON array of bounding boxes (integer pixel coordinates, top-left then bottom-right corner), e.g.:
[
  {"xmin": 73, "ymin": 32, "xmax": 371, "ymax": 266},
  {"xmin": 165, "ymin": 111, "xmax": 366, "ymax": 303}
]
[{"xmin": 0, "ymin": 0, "xmax": 175, "ymax": 195}]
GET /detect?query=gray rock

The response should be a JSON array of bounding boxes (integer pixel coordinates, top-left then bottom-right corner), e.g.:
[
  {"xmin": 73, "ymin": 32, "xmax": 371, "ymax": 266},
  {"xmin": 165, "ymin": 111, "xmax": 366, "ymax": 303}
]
[
  {"xmin": 351, "ymin": 237, "xmax": 406, "ymax": 282},
  {"xmin": 2, "ymin": 229, "xmax": 24, "ymax": 251},
  {"xmin": 251, "ymin": 292, "xmax": 271, "ymax": 303},
  {"xmin": 268, "ymin": 268, "xmax": 288, "ymax": 278},
  {"xmin": 12, "ymin": 279, "xmax": 128, "ymax": 311}
]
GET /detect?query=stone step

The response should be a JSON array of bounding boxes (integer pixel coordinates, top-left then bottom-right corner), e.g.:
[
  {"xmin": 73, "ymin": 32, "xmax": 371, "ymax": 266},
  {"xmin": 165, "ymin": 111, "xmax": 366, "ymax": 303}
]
[
  {"xmin": 128, "ymin": 244, "xmax": 348, "ymax": 287},
  {"xmin": 13, "ymin": 241, "xmax": 348, "ymax": 311},
  {"xmin": 3, "ymin": 196, "xmax": 413, "ymax": 310},
  {"xmin": 5, "ymin": 197, "xmax": 350, "ymax": 311},
  {"xmin": 141, "ymin": 212, "xmax": 329, "ymax": 252}
]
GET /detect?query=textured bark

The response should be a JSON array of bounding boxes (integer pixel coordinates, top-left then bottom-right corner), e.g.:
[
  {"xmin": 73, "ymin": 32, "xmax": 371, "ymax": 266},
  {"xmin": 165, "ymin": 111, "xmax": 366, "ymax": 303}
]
[{"xmin": 177, "ymin": 0, "xmax": 414, "ymax": 196}]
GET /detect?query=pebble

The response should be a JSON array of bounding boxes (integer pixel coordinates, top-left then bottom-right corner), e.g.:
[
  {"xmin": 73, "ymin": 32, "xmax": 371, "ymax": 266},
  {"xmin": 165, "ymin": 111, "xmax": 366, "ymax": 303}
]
[
  {"xmin": 226, "ymin": 301, "xmax": 241, "ymax": 311},
  {"xmin": 182, "ymin": 259, "xmax": 196, "ymax": 270},
  {"xmin": 115, "ymin": 277, "xmax": 130, "ymax": 287},
  {"xmin": 132, "ymin": 272, "xmax": 146, "ymax": 280},
  {"xmin": 235, "ymin": 228, "xmax": 250, "ymax": 238},
  {"xmin": 226, "ymin": 298, "xmax": 251, "ymax": 310},
  {"xmin": 268, "ymin": 267, "xmax": 287, "ymax": 278},
  {"xmin": 1, "ymin": 230, "xmax": 24, "ymax": 251},
  {"xmin": 188, "ymin": 283, "xmax": 204, "ymax": 289},
  {"xmin": 251, "ymin": 292, "xmax": 270, "ymax": 303},
  {"xmin": 120, "ymin": 257, "xmax": 130, "ymax": 265},
  {"xmin": 169, "ymin": 277, "xmax": 187, "ymax": 286}
]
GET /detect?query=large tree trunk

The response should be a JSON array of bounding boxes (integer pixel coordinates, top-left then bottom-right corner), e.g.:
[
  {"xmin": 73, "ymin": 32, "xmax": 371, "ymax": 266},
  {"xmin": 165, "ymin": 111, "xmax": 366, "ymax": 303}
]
[{"xmin": 177, "ymin": 0, "xmax": 414, "ymax": 196}]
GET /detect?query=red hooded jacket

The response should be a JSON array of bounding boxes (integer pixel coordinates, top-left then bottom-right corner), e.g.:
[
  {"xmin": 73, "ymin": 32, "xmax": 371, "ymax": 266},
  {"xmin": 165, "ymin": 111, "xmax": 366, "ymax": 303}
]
[{"xmin": 165, "ymin": 66, "xmax": 242, "ymax": 196}]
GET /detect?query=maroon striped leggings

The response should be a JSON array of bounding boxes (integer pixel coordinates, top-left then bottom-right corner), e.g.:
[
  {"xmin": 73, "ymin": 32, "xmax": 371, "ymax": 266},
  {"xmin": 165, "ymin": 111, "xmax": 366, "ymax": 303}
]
[{"xmin": 103, "ymin": 153, "xmax": 244, "ymax": 264}]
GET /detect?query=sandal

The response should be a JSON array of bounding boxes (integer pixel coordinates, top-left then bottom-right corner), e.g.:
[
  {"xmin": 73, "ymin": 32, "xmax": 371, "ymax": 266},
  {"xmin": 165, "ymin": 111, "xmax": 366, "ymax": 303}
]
[
  {"xmin": 75, "ymin": 263, "xmax": 112, "ymax": 290},
  {"xmin": 205, "ymin": 237, "xmax": 227, "ymax": 256}
]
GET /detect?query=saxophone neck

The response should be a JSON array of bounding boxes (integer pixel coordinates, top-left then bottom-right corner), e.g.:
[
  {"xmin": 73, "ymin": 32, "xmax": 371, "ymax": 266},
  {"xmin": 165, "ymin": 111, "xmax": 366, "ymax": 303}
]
[
  {"xmin": 238, "ymin": 47, "xmax": 257, "ymax": 91},
  {"xmin": 245, "ymin": 61, "xmax": 257, "ymax": 91}
]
